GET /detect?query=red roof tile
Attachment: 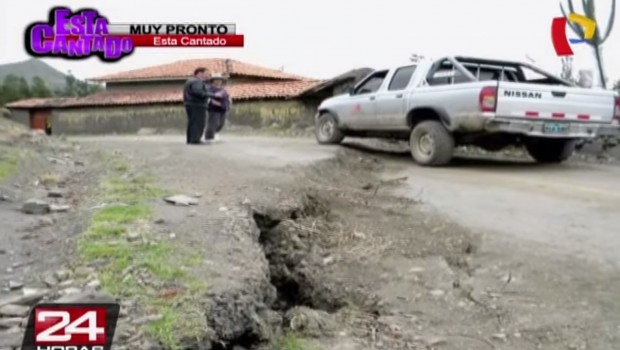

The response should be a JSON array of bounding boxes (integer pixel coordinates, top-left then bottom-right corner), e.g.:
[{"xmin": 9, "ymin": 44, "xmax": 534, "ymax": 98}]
[
  {"xmin": 6, "ymin": 80, "xmax": 323, "ymax": 109},
  {"xmin": 6, "ymin": 98, "xmax": 68, "ymax": 109},
  {"xmin": 91, "ymin": 58, "xmax": 312, "ymax": 82}
]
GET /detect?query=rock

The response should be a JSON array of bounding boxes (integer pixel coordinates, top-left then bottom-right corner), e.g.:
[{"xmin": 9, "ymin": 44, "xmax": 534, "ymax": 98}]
[
  {"xmin": 74, "ymin": 266, "xmax": 96, "ymax": 278},
  {"xmin": 139, "ymin": 340, "xmax": 164, "ymax": 350},
  {"xmin": 0, "ymin": 289, "xmax": 49, "ymax": 307},
  {"xmin": 127, "ymin": 232, "xmax": 141, "ymax": 242},
  {"xmin": 163, "ymin": 195, "xmax": 199, "ymax": 206},
  {"xmin": 54, "ymin": 269, "xmax": 71, "ymax": 282},
  {"xmin": 0, "ymin": 318, "xmax": 22, "ymax": 329},
  {"xmin": 49, "ymin": 204, "xmax": 71, "ymax": 213},
  {"xmin": 8, "ymin": 281, "xmax": 23, "ymax": 290},
  {"xmin": 37, "ymin": 217, "xmax": 55, "ymax": 227},
  {"xmin": 0, "ymin": 330, "xmax": 23, "ymax": 347},
  {"xmin": 131, "ymin": 314, "xmax": 163, "ymax": 325},
  {"xmin": 430, "ymin": 289, "xmax": 446, "ymax": 297},
  {"xmin": 21, "ymin": 199, "xmax": 50, "ymax": 215},
  {"xmin": 58, "ymin": 280, "xmax": 74, "ymax": 288},
  {"xmin": 47, "ymin": 190, "xmax": 64, "ymax": 198},
  {"xmin": 86, "ymin": 280, "xmax": 101, "ymax": 290},
  {"xmin": 55, "ymin": 291, "xmax": 116, "ymax": 304},
  {"xmin": 154, "ymin": 218, "xmax": 166, "ymax": 224},
  {"xmin": 284, "ymin": 306, "xmax": 337, "ymax": 338},
  {"xmin": 0, "ymin": 304, "xmax": 30, "ymax": 317},
  {"xmin": 60, "ymin": 288, "xmax": 82, "ymax": 296},
  {"xmin": 219, "ymin": 206, "xmax": 229, "ymax": 212},
  {"xmin": 492, "ymin": 333, "xmax": 508, "ymax": 342}
]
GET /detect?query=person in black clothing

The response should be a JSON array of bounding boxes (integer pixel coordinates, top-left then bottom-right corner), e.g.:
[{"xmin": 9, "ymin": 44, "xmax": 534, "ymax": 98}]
[{"xmin": 183, "ymin": 68, "xmax": 222, "ymax": 144}]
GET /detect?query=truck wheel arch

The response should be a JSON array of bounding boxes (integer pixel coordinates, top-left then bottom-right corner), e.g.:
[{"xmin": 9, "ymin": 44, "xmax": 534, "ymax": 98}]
[
  {"xmin": 317, "ymin": 109, "xmax": 340, "ymax": 123},
  {"xmin": 407, "ymin": 107, "xmax": 451, "ymax": 129}
]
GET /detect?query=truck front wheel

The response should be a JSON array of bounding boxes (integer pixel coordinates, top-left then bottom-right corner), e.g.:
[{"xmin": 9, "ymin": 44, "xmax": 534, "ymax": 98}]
[
  {"xmin": 525, "ymin": 138, "xmax": 577, "ymax": 163},
  {"xmin": 409, "ymin": 121, "xmax": 455, "ymax": 166},
  {"xmin": 315, "ymin": 112, "xmax": 345, "ymax": 145}
]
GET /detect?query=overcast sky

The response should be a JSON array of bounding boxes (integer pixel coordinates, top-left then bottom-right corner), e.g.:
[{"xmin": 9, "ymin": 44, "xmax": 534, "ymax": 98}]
[{"xmin": 0, "ymin": 0, "xmax": 618, "ymax": 85}]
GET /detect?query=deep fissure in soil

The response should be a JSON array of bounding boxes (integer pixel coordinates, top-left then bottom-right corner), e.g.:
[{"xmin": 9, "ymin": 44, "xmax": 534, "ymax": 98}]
[{"xmin": 203, "ymin": 195, "xmax": 352, "ymax": 350}]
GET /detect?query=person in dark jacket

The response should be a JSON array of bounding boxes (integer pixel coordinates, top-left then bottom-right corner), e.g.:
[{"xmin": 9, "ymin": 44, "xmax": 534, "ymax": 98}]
[
  {"xmin": 183, "ymin": 68, "xmax": 222, "ymax": 144},
  {"xmin": 204, "ymin": 73, "xmax": 231, "ymax": 142}
]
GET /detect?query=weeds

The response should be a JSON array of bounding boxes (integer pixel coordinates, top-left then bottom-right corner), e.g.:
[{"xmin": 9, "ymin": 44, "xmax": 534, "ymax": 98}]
[
  {"xmin": 76, "ymin": 163, "xmax": 207, "ymax": 349},
  {"xmin": 275, "ymin": 333, "xmax": 321, "ymax": 350}
]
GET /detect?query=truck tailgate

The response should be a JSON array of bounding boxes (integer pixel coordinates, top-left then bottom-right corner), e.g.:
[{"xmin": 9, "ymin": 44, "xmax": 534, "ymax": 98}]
[{"xmin": 495, "ymin": 82, "xmax": 615, "ymax": 123}]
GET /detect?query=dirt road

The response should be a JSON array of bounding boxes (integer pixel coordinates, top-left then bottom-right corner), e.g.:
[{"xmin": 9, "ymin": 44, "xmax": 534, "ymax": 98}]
[{"xmin": 345, "ymin": 142, "xmax": 620, "ymax": 270}]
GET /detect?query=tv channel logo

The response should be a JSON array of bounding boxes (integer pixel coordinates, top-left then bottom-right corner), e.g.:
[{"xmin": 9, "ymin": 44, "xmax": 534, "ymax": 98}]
[{"xmin": 551, "ymin": 13, "xmax": 596, "ymax": 56}]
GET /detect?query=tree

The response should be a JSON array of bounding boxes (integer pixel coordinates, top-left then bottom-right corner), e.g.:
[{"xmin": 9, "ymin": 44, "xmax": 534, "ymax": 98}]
[
  {"xmin": 614, "ymin": 79, "xmax": 620, "ymax": 92},
  {"xmin": 16, "ymin": 77, "xmax": 31, "ymax": 99},
  {"xmin": 0, "ymin": 75, "xmax": 25, "ymax": 106},
  {"xmin": 0, "ymin": 75, "xmax": 34, "ymax": 106},
  {"xmin": 560, "ymin": 0, "xmax": 616, "ymax": 88},
  {"xmin": 60, "ymin": 70, "xmax": 103, "ymax": 97},
  {"xmin": 31, "ymin": 76, "xmax": 53, "ymax": 98}
]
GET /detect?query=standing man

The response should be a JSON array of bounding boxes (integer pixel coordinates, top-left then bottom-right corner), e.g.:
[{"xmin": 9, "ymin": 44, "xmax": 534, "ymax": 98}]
[
  {"xmin": 183, "ymin": 68, "xmax": 222, "ymax": 145},
  {"xmin": 204, "ymin": 73, "xmax": 231, "ymax": 143}
]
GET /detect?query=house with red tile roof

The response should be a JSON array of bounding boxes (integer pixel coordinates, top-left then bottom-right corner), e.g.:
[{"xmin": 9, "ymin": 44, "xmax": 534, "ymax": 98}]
[{"xmin": 5, "ymin": 58, "xmax": 335, "ymax": 135}]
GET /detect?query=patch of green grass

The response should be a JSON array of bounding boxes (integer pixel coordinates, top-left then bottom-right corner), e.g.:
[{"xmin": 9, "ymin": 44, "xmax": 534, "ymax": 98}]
[
  {"xmin": 275, "ymin": 333, "xmax": 321, "ymax": 350},
  {"xmin": 92, "ymin": 204, "xmax": 152, "ymax": 225},
  {"xmin": 0, "ymin": 155, "xmax": 18, "ymax": 181},
  {"xmin": 113, "ymin": 162, "xmax": 129, "ymax": 172},
  {"xmin": 76, "ymin": 170, "xmax": 208, "ymax": 349},
  {"xmin": 102, "ymin": 175, "xmax": 169, "ymax": 203}
]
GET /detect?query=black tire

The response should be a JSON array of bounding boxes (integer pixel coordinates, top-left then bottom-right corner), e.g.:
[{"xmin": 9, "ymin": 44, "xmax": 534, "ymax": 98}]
[
  {"xmin": 409, "ymin": 120, "xmax": 455, "ymax": 166},
  {"xmin": 315, "ymin": 112, "xmax": 345, "ymax": 145},
  {"xmin": 525, "ymin": 138, "xmax": 577, "ymax": 163}
]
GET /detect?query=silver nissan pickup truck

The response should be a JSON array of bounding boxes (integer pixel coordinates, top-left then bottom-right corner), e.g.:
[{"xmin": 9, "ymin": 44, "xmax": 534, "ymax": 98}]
[{"xmin": 314, "ymin": 56, "xmax": 620, "ymax": 166}]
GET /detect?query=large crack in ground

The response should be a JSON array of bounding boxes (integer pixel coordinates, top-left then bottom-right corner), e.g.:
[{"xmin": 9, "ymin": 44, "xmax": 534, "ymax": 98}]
[
  {"xmin": 203, "ymin": 193, "xmax": 377, "ymax": 350},
  {"xmin": 193, "ymin": 151, "xmax": 479, "ymax": 350}
]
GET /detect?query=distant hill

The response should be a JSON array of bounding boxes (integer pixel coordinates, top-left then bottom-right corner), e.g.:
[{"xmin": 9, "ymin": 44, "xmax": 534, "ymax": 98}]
[{"xmin": 0, "ymin": 58, "xmax": 67, "ymax": 90}]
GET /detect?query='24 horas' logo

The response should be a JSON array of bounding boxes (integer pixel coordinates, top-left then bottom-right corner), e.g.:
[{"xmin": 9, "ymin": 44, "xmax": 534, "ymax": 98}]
[
  {"xmin": 24, "ymin": 7, "xmax": 133, "ymax": 62},
  {"xmin": 551, "ymin": 12, "xmax": 596, "ymax": 56}
]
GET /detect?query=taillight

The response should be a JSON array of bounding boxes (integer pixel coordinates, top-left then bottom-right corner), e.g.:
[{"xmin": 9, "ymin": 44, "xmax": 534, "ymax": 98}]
[
  {"xmin": 614, "ymin": 96, "xmax": 620, "ymax": 121},
  {"xmin": 479, "ymin": 86, "xmax": 497, "ymax": 112}
]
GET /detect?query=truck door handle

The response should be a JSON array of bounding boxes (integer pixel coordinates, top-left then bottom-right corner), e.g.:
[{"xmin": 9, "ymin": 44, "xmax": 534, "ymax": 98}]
[
  {"xmin": 369, "ymin": 96, "xmax": 375, "ymax": 100},
  {"xmin": 552, "ymin": 91, "xmax": 567, "ymax": 98},
  {"xmin": 395, "ymin": 94, "xmax": 403, "ymax": 98}
]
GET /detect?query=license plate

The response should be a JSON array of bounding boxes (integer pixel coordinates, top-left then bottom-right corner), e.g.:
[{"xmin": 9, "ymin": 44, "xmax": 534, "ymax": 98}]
[{"xmin": 542, "ymin": 122, "xmax": 569, "ymax": 134}]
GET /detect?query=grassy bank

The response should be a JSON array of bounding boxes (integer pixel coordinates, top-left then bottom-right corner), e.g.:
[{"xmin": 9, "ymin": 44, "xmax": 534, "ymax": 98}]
[
  {"xmin": 0, "ymin": 145, "xmax": 27, "ymax": 181},
  {"xmin": 76, "ymin": 162, "xmax": 208, "ymax": 349}
]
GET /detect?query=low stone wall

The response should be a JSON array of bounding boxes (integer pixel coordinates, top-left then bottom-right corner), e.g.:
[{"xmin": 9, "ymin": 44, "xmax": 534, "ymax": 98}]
[{"xmin": 50, "ymin": 99, "xmax": 318, "ymax": 135}]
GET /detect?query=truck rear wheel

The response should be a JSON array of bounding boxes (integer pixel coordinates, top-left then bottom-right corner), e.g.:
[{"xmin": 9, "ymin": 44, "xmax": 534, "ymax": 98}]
[
  {"xmin": 409, "ymin": 121, "xmax": 454, "ymax": 166},
  {"xmin": 525, "ymin": 138, "xmax": 577, "ymax": 163},
  {"xmin": 315, "ymin": 112, "xmax": 345, "ymax": 145}
]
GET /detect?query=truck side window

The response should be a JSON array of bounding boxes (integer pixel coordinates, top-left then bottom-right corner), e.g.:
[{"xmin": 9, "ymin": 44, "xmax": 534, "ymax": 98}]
[
  {"xmin": 354, "ymin": 71, "xmax": 388, "ymax": 95},
  {"xmin": 388, "ymin": 65, "xmax": 417, "ymax": 91}
]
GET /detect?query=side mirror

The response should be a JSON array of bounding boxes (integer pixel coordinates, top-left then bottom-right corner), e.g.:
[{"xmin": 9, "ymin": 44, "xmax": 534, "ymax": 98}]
[{"xmin": 348, "ymin": 87, "xmax": 355, "ymax": 95}]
